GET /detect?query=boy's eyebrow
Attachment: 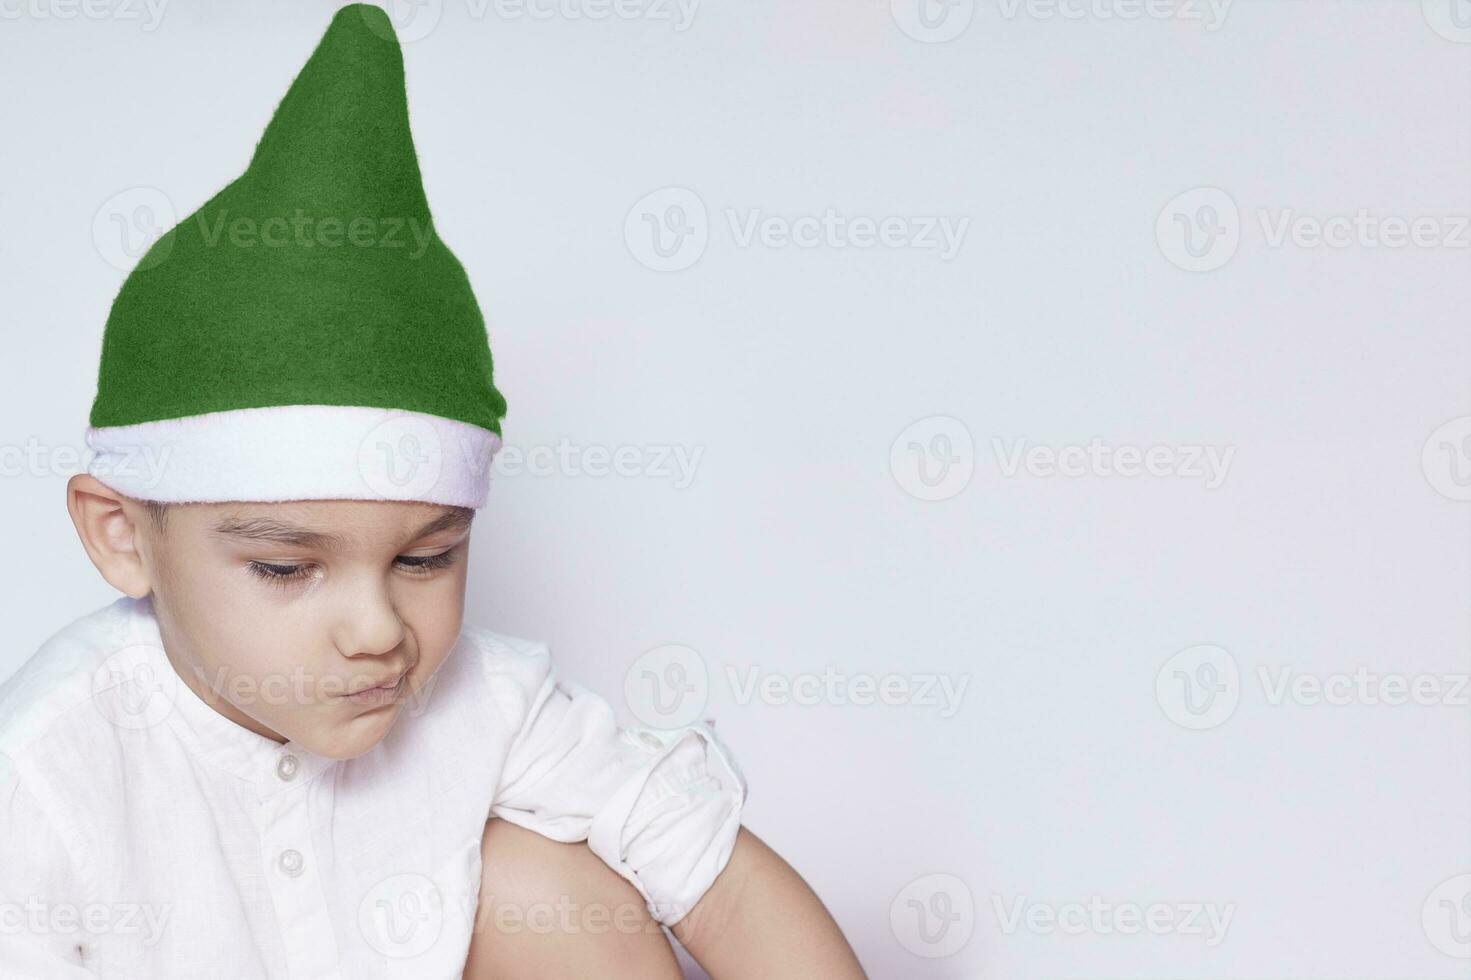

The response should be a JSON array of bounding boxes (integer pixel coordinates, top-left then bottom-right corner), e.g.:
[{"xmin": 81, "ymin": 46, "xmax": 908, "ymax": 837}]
[
  {"xmin": 209, "ymin": 518, "xmax": 346, "ymax": 550},
  {"xmin": 410, "ymin": 508, "xmax": 474, "ymax": 540},
  {"xmin": 208, "ymin": 508, "xmax": 472, "ymax": 549}
]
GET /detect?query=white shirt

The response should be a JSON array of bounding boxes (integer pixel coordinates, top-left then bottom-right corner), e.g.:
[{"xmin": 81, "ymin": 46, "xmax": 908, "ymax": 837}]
[{"xmin": 0, "ymin": 597, "xmax": 745, "ymax": 979}]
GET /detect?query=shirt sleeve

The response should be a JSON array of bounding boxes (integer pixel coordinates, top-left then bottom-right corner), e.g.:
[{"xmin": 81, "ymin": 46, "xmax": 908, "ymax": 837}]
[
  {"xmin": 483, "ymin": 636, "xmax": 746, "ymax": 926},
  {"xmin": 0, "ymin": 753, "xmax": 100, "ymax": 978}
]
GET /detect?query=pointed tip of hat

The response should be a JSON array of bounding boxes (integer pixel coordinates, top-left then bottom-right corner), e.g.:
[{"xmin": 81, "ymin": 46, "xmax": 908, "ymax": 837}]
[
  {"xmin": 239, "ymin": 2, "xmax": 425, "ymax": 217},
  {"xmin": 329, "ymin": 3, "xmax": 399, "ymax": 43}
]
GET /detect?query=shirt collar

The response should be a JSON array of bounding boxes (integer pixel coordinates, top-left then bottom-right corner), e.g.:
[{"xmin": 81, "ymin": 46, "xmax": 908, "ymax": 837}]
[{"xmin": 118, "ymin": 596, "xmax": 337, "ymax": 796}]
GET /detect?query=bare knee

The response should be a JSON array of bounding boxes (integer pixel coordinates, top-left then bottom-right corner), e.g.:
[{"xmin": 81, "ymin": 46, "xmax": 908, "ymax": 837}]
[{"xmin": 463, "ymin": 818, "xmax": 681, "ymax": 980}]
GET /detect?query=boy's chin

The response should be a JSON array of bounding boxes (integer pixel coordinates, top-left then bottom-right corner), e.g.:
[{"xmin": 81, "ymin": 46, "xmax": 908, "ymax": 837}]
[{"xmin": 288, "ymin": 708, "xmax": 401, "ymax": 761}]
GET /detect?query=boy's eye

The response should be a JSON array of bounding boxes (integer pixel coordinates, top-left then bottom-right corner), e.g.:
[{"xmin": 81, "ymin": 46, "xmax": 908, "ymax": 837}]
[
  {"xmin": 246, "ymin": 561, "xmax": 316, "ymax": 584},
  {"xmin": 394, "ymin": 548, "xmax": 460, "ymax": 574},
  {"xmin": 245, "ymin": 546, "xmax": 460, "ymax": 586}
]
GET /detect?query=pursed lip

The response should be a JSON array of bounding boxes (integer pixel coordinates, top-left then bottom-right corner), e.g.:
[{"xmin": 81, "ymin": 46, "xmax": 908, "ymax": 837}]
[{"xmin": 342, "ymin": 666, "xmax": 411, "ymax": 698}]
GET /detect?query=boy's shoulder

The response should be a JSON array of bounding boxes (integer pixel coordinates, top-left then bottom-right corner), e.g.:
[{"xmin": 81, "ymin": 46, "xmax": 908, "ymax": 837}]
[
  {"xmin": 457, "ymin": 622, "xmax": 552, "ymax": 669},
  {"xmin": 432, "ymin": 622, "xmax": 558, "ymax": 729},
  {"xmin": 0, "ymin": 596, "xmax": 140, "ymax": 762}
]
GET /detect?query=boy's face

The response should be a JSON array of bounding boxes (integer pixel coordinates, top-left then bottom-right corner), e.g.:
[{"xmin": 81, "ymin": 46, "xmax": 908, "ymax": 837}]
[{"xmin": 135, "ymin": 498, "xmax": 472, "ymax": 760}]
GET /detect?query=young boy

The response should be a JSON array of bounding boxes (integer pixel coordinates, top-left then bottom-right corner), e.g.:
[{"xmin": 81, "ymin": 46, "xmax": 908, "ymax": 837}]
[{"xmin": 0, "ymin": 6, "xmax": 866, "ymax": 977}]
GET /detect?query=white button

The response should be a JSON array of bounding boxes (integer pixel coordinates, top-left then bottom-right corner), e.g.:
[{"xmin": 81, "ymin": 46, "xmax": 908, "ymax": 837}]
[
  {"xmin": 276, "ymin": 754, "xmax": 299, "ymax": 781},
  {"xmin": 278, "ymin": 849, "xmax": 305, "ymax": 877}
]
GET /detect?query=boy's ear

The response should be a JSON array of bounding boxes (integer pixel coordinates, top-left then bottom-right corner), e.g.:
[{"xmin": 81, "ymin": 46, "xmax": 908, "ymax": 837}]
[{"xmin": 66, "ymin": 474, "xmax": 153, "ymax": 598}]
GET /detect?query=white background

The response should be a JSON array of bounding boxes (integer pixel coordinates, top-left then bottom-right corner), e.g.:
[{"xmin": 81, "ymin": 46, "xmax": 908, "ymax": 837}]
[{"xmin": 2, "ymin": 0, "xmax": 1469, "ymax": 976}]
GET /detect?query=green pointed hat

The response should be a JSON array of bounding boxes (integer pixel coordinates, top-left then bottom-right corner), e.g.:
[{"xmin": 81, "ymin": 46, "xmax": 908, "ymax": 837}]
[{"xmin": 86, "ymin": 4, "xmax": 506, "ymax": 507}]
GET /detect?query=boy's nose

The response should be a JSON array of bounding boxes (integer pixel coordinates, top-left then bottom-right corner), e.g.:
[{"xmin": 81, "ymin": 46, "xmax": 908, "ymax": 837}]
[{"xmin": 332, "ymin": 593, "xmax": 407, "ymax": 661}]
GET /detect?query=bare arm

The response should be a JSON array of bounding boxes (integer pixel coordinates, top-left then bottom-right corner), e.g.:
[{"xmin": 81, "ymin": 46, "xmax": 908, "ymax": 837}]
[{"xmin": 673, "ymin": 827, "xmax": 867, "ymax": 978}]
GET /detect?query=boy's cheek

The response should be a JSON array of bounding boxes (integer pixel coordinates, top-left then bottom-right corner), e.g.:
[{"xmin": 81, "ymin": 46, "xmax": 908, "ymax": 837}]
[{"xmin": 406, "ymin": 615, "xmax": 461, "ymax": 687}]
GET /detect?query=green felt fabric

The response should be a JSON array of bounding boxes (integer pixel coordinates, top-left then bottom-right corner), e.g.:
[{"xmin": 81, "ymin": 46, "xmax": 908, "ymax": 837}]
[{"xmin": 90, "ymin": 3, "xmax": 507, "ymax": 435}]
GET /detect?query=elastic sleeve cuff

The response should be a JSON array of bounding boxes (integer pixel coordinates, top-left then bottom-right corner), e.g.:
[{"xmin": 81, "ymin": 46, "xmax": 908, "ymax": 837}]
[{"xmin": 586, "ymin": 724, "xmax": 747, "ymax": 926}]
